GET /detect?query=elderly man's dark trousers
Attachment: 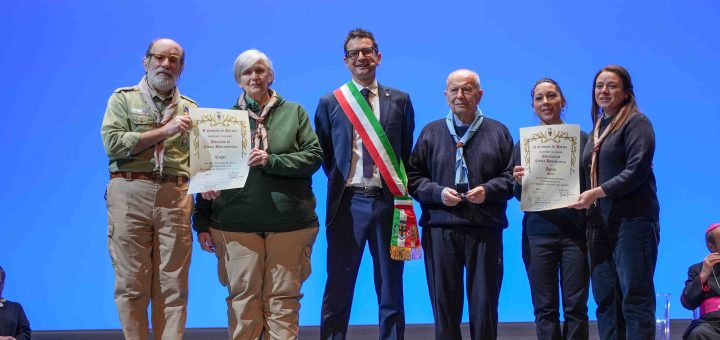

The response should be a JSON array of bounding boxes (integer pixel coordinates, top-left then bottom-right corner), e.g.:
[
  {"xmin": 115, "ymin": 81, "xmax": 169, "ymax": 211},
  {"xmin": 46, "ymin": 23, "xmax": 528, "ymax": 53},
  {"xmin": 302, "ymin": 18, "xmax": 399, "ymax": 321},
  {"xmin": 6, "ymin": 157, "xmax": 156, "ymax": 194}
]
[{"xmin": 422, "ymin": 226, "xmax": 503, "ymax": 340}]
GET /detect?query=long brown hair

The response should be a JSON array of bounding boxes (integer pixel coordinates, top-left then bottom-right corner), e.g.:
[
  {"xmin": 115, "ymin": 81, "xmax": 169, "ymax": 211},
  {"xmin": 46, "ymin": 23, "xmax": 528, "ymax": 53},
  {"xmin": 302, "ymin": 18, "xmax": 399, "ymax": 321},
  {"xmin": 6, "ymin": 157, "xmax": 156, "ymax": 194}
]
[{"xmin": 590, "ymin": 65, "xmax": 642, "ymax": 135}]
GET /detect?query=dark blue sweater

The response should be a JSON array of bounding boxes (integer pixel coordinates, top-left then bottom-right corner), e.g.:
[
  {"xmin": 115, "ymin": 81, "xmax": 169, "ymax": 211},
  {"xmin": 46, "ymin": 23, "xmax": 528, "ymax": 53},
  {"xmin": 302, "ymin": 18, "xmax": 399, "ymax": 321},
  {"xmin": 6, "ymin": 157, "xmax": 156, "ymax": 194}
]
[
  {"xmin": 0, "ymin": 300, "xmax": 30, "ymax": 340},
  {"xmin": 582, "ymin": 113, "xmax": 659, "ymax": 225},
  {"xmin": 513, "ymin": 131, "xmax": 588, "ymax": 236},
  {"xmin": 407, "ymin": 117, "xmax": 514, "ymax": 229}
]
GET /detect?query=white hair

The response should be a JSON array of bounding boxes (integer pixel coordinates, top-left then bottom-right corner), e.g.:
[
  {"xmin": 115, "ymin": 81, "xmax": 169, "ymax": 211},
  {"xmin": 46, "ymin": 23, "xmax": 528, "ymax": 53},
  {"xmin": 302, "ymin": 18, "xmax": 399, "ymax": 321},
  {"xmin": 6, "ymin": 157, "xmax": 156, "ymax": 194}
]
[
  {"xmin": 446, "ymin": 69, "xmax": 481, "ymax": 88},
  {"xmin": 233, "ymin": 49, "xmax": 274, "ymax": 85}
]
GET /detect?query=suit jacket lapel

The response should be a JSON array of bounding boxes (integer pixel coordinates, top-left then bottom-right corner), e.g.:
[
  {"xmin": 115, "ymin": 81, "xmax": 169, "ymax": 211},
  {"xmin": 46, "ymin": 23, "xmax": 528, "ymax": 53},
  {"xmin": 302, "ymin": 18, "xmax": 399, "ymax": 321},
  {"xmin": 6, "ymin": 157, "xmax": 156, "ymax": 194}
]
[
  {"xmin": 337, "ymin": 96, "xmax": 353, "ymax": 146},
  {"xmin": 378, "ymin": 84, "xmax": 391, "ymax": 128},
  {"xmin": 344, "ymin": 114, "xmax": 353, "ymax": 146}
]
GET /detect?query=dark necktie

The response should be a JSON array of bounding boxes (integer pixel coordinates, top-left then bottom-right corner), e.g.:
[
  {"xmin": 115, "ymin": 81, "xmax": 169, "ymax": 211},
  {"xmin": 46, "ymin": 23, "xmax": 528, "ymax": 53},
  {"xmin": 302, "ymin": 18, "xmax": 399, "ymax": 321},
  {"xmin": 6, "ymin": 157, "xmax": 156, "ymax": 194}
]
[{"xmin": 360, "ymin": 88, "xmax": 374, "ymax": 178}]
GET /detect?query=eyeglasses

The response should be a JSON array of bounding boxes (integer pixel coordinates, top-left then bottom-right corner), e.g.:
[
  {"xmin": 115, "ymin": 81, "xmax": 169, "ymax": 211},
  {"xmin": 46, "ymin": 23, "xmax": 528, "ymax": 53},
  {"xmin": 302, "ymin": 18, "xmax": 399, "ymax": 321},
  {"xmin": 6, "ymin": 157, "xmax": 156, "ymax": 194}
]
[
  {"xmin": 447, "ymin": 87, "xmax": 477, "ymax": 96},
  {"xmin": 148, "ymin": 53, "xmax": 182, "ymax": 66},
  {"xmin": 345, "ymin": 47, "xmax": 377, "ymax": 60}
]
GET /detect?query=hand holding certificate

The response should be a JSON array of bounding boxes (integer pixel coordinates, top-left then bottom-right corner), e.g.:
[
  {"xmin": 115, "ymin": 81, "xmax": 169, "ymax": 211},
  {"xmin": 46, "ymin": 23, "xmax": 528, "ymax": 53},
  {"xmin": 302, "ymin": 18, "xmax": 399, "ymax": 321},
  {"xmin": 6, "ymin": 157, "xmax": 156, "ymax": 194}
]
[
  {"xmin": 519, "ymin": 124, "xmax": 581, "ymax": 211},
  {"xmin": 188, "ymin": 108, "xmax": 252, "ymax": 194}
]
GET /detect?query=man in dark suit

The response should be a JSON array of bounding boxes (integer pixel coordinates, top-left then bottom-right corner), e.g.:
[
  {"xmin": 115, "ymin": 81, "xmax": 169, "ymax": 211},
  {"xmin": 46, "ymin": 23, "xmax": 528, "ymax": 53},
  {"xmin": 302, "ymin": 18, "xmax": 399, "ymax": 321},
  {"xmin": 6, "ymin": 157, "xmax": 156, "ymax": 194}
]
[
  {"xmin": 681, "ymin": 223, "xmax": 720, "ymax": 339},
  {"xmin": 314, "ymin": 28, "xmax": 415, "ymax": 340}
]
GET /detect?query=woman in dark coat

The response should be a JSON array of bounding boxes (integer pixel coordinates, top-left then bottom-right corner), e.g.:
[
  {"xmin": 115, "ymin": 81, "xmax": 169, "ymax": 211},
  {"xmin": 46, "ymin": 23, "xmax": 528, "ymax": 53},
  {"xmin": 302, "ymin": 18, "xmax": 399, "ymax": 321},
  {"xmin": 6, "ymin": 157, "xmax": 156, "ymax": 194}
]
[{"xmin": 569, "ymin": 65, "xmax": 660, "ymax": 340}]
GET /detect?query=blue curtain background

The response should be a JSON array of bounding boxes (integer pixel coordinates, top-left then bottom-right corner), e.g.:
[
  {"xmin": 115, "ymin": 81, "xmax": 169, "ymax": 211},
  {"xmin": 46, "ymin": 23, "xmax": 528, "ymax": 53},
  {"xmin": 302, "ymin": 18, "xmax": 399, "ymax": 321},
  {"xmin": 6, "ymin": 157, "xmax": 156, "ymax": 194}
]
[{"xmin": 1, "ymin": 0, "xmax": 718, "ymax": 330}]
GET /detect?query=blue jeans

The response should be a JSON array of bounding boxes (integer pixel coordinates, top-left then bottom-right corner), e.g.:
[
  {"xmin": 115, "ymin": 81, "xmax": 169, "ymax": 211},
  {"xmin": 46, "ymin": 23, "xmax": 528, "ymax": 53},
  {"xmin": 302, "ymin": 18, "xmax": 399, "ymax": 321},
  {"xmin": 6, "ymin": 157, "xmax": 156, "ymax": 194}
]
[{"xmin": 588, "ymin": 217, "xmax": 660, "ymax": 340}]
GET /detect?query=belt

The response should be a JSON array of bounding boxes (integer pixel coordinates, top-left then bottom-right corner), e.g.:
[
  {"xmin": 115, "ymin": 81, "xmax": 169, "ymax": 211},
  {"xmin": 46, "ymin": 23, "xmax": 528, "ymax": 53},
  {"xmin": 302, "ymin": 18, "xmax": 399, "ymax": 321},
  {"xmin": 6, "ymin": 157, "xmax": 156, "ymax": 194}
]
[
  {"xmin": 110, "ymin": 172, "xmax": 188, "ymax": 185},
  {"xmin": 349, "ymin": 186, "xmax": 383, "ymax": 197},
  {"xmin": 700, "ymin": 296, "xmax": 720, "ymax": 317}
]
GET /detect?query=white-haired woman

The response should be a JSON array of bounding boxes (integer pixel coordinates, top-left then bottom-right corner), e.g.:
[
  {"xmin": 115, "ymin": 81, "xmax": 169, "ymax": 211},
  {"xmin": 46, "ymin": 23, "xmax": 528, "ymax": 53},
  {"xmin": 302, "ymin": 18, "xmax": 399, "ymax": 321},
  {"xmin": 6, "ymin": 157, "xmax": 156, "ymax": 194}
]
[{"xmin": 193, "ymin": 49, "xmax": 322, "ymax": 340}]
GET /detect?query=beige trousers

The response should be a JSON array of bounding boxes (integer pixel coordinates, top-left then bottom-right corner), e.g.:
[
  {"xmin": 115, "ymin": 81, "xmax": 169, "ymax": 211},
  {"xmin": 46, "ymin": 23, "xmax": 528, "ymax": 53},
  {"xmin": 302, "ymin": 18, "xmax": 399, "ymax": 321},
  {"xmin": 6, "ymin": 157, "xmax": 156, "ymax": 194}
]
[
  {"xmin": 210, "ymin": 226, "xmax": 318, "ymax": 340},
  {"xmin": 106, "ymin": 178, "xmax": 193, "ymax": 340}
]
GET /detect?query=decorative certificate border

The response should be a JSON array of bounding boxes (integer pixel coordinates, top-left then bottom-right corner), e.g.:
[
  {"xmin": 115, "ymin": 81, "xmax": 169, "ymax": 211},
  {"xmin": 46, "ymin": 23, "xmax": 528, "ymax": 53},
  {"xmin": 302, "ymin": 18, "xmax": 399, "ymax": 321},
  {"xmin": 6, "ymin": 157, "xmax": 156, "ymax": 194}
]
[
  {"xmin": 522, "ymin": 127, "xmax": 578, "ymax": 176},
  {"xmin": 191, "ymin": 111, "xmax": 249, "ymax": 159}
]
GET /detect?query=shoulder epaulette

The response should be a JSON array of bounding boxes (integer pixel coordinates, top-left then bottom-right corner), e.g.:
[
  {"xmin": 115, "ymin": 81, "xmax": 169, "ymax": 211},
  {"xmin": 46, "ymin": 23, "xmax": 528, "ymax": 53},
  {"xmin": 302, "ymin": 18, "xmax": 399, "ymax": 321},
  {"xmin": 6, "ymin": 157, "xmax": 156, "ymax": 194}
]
[
  {"xmin": 113, "ymin": 86, "xmax": 138, "ymax": 93},
  {"xmin": 181, "ymin": 94, "xmax": 199, "ymax": 107}
]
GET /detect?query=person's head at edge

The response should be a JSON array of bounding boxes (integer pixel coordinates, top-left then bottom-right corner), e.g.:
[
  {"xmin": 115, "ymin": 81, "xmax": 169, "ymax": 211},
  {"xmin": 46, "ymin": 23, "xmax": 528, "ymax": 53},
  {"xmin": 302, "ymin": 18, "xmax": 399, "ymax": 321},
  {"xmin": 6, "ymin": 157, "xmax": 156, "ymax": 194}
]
[
  {"xmin": 706, "ymin": 223, "xmax": 720, "ymax": 253},
  {"xmin": 0, "ymin": 265, "xmax": 5, "ymax": 297},
  {"xmin": 343, "ymin": 28, "xmax": 382, "ymax": 87},
  {"xmin": 233, "ymin": 49, "xmax": 275, "ymax": 105},
  {"xmin": 445, "ymin": 69, "xmax": 483, "ymax": 124},
  {"xmin": 531, "ymin": 78, "xmax": 566, "ymax": 125},
  {"xmin": 143, "ymin": 38, "xmax": 185, "ymax": 95}
]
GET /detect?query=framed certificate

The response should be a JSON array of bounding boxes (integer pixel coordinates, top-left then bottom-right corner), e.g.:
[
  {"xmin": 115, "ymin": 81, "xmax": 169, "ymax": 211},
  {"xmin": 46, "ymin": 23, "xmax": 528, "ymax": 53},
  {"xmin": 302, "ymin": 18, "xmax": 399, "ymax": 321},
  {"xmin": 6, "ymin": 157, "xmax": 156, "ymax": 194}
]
[
  {"xmin": 519, "ymin": 124, "xmax": 581, "ymax": 211},
  {"xmin": 188, "ymin": 108, "xmax": 252, "ymax": 194}
]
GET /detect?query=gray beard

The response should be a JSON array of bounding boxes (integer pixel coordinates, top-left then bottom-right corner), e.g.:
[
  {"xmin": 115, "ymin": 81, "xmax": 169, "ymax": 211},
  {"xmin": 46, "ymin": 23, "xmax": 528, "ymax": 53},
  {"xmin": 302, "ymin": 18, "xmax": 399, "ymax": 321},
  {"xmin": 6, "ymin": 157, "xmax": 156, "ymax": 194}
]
[{"xmin": 149, "ymin": 74, "xmax": 176, "ymax": 93}]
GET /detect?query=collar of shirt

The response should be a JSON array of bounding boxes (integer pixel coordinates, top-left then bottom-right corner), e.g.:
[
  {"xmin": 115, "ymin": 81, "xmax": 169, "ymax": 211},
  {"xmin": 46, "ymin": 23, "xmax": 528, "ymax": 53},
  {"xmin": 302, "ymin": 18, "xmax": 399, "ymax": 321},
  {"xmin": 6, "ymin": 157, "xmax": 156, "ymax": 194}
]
[
  {"xmin": 150, "ymin": 89, "xmax": 174, "ymax": 112},
  {"xmin": 351, "ymin": 79, "xmax": 379, "ymax": 97},
  {"xmin": 452, "ymin": 111, "xmax": 476, "ymax": 128},
  {"xmin": 146, "ymin": 82, "xmax": 175, "ymax": 102},
  {"xmin": 243, "ymin": 93, "xmax": 262, "ymax": 113},
  {"xmin": 152, "ymin": 95, "xmax": 172, "ymax": 111}
]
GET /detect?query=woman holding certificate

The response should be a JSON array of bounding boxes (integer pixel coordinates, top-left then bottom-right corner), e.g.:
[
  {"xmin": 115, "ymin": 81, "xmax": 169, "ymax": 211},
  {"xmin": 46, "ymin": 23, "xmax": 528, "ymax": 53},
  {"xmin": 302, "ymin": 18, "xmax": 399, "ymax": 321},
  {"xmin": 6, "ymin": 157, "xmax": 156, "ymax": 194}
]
[
  {"xmin": 192, "ymin": 49, "xmax": 323, "ymax": 340},
  {"xmin": 569, "ymin": 65, "xmax": 660, "ymax": 340},
  {"xmin": 513, "ymin": 78, "xmax": 590, "ymax": 340}
]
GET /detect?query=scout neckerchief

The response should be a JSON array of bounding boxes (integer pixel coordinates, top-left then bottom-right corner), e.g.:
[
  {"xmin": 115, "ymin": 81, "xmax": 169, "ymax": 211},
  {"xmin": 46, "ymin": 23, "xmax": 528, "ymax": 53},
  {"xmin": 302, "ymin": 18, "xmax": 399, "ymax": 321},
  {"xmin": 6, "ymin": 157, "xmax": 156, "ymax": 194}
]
[
  {"xmin": 333, "ymin": 81, "xmax": 421, "ymax": 261},
  {"xmin": 138, "ymin": 76, "xmax": 181, "ymax": 174},
  {"xmin": 236, "ymin": 90, "xmax": 280, "ymax": 151},
  {"xmin": 445, "ymin": 110, "xmax": 484, "ymax": 189},
  {"xmin": 590, "ymin": 112, "xmax": 626, "ymax": 190}
]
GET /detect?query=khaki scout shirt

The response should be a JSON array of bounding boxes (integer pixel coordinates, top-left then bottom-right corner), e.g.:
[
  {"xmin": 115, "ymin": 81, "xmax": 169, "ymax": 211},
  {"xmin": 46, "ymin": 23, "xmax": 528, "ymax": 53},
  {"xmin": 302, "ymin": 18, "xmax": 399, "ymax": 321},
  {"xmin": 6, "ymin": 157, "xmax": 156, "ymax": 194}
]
[{"xmin": 100, "ymin": 85, "xmax": 198, "ymax": 177}]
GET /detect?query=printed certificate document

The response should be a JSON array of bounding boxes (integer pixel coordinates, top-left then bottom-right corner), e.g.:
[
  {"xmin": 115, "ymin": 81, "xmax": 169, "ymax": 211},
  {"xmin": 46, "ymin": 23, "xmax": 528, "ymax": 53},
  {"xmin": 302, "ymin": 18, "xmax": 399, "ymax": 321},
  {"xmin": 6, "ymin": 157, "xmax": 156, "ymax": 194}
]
[
  {"xmin": 519, "ymin": 124, "xmax": 581, "ymax": 211},
  {"xmin": 188, "ymin": 108, "xmax": 251, "ymax": 194}
]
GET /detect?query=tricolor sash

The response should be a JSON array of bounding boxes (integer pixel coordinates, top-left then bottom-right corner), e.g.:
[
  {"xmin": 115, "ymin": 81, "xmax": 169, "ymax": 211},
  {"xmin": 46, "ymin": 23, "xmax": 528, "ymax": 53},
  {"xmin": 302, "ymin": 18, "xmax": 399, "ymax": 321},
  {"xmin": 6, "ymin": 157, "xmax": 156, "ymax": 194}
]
[{"xmin": 333, "ymin": 81, "xmax": 421, "ymax": 261}]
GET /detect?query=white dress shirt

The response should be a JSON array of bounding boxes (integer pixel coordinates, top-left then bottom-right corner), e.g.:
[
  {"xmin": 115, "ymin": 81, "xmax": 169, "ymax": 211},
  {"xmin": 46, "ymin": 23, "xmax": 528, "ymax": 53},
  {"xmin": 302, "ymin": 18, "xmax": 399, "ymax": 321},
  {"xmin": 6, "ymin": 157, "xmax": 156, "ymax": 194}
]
[{"xmin": 346, "ymin": 79, "xmax": 382, "ymax": 188}]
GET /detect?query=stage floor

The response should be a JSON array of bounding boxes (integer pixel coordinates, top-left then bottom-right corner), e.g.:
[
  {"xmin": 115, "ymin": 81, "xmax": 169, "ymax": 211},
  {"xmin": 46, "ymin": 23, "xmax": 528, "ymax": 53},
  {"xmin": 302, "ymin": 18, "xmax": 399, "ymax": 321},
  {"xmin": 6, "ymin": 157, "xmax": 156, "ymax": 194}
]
[{"xmin": 33, "ymin": 320, "xmax": 690, "ymax": 339}]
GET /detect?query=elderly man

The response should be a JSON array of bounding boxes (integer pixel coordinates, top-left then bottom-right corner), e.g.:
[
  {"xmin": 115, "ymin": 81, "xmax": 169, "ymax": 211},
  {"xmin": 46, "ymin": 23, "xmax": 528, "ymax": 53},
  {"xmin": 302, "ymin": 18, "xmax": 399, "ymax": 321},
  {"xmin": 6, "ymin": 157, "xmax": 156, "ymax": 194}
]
[
  {"xmin": 315, "ymin": 28, "xmax": 417, "ymax": 340},
  {"xmin": 681, "ymin": 223, "xmax": 720, "ymax": 339},
  {"xmin": 407, "ymin": 69, "xmax": 514, "ymax": 340},
  {"xmin": 101, "ymin": 38, "xmax": 197, "ymax": 340}
]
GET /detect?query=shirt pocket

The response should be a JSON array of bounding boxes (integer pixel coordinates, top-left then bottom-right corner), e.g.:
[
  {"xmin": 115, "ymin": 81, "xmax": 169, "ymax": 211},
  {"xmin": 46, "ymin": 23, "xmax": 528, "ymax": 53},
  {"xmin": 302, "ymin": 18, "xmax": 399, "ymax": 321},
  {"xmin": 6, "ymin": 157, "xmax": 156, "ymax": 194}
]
[{"xmin": 128, "ymin": 113, "xmax": 156, "ymax": 132}]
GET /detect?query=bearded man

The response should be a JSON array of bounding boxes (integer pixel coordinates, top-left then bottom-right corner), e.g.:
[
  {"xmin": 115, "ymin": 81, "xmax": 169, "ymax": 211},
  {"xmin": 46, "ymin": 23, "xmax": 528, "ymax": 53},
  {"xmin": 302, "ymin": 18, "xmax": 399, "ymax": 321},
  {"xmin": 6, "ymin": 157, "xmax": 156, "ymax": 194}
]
[{"xmin": 100, "ymin": 38, "xmax": 197, "ymax": 340}]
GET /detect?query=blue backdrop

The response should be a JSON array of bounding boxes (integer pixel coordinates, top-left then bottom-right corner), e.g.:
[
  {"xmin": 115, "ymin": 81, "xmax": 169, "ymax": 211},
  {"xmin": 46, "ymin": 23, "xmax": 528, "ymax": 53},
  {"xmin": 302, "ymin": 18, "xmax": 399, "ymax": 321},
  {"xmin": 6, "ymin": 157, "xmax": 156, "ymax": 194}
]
[{"xmin": 1, "ymin": 0, "xmax": 719, "ymax": 330}]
